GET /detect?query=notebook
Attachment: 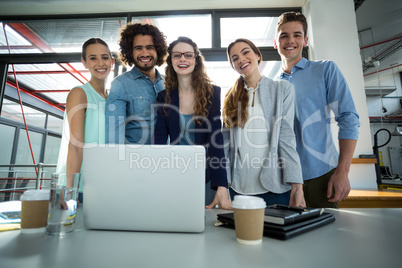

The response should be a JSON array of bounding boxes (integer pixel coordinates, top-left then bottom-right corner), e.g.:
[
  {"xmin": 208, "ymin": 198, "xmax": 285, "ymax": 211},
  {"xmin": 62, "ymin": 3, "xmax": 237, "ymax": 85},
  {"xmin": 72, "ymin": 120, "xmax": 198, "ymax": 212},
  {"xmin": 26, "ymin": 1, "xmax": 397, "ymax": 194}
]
[
  {"xmin": 217, "ymin": 209, "xmax": 335, "ymax": 240},
  {"xmin": 262, "ymin": 204, "xmax": 324, "ymax": 225},
  {"xmin": 82, "ymin": 144, "xmax": 206, "ymax": 233}
]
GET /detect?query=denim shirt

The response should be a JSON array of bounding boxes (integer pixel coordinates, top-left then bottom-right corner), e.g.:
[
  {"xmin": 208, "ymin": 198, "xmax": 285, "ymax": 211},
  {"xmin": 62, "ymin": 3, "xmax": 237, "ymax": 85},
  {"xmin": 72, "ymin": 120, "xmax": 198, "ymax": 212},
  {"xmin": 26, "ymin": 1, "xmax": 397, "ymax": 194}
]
[
  {"xmin": 106, "ymin": 66, "xmax": 164, "ymax": 144},
  {"xmin": 277, "ymin": 58, "xmax": 360, "ymax": 181}
]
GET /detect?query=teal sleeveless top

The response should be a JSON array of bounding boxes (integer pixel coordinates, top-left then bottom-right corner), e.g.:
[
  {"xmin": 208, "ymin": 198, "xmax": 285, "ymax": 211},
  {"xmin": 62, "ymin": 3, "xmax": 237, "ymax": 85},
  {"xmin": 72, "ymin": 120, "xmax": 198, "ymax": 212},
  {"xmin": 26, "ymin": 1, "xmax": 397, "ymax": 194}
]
[
  {"xmin": 56, "ymin": 82, "xmax": 106, "ymax": 192},
  {"xmin": 82, "ymin": 83, "xmax": 106, "ymax": 145}
]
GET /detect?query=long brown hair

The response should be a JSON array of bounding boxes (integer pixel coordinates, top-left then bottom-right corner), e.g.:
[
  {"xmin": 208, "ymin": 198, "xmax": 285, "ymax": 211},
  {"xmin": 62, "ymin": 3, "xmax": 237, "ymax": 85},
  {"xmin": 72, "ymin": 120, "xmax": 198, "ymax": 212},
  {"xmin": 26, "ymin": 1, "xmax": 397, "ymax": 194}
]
[
  {"xmin": 223, "ymin": 38, "xmax": 262, "ymax": 128},
  {"xmin": 164, "ymin": 36, "xmax": 213, "ymax": 124}
]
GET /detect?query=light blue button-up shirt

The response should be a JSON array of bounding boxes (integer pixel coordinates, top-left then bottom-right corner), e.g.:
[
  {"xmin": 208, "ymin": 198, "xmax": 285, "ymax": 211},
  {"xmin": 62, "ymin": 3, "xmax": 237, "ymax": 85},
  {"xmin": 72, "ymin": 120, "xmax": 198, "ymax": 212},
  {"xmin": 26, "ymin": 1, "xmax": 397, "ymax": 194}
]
[
  {"xmin": 105, "ymin": 66, "xmax": 164, "ymax": 144},
  {"xmin": 277, "ymin": 58, "xmax": 360, "ymax": 181}
]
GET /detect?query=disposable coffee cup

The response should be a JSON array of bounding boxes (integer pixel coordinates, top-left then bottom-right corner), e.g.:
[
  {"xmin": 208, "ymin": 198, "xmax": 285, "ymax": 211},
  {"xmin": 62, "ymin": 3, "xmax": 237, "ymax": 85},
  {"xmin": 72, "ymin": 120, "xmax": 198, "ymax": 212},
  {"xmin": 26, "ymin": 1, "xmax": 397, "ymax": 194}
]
[
  {"xmin": 20, "ymin": 189, "xmax": 50, "ymax": 234},
  {"xmin": 231, "ymin": 195, "xmax": 266, "ymax": 245}
]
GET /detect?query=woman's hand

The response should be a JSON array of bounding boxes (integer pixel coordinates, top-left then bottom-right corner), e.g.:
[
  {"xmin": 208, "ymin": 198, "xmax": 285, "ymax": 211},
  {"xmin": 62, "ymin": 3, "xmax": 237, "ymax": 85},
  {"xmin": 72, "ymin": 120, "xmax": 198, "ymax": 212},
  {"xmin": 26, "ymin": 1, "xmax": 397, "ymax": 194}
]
[
  {"xmin": 206, "ymin": 186, "xmax": 232, "ymax": 210},
  {"xmin": 289, "ymin": 183, "xmax": 306, "ymax": 207}
]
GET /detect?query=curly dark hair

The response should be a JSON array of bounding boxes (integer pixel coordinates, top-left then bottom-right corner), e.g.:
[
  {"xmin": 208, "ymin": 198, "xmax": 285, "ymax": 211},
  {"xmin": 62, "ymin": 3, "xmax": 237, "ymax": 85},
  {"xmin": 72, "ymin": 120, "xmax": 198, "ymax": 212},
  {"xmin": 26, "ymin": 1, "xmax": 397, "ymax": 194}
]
[
  {"xmin": 164, "ymin": 36, "xmax": 213, "ymax": 125},
  {"xmin": 118, "ymin": 23, "xmax": 167, "ymax": 66}
]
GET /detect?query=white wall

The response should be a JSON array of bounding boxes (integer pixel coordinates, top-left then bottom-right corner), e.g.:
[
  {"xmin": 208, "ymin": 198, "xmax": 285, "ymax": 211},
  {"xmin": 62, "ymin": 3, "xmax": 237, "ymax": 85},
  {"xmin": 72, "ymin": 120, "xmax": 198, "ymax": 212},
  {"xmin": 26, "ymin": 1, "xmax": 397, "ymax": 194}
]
[{"xmin": 303, "ymin": 0, "xmax": 377, "ymax": 188}]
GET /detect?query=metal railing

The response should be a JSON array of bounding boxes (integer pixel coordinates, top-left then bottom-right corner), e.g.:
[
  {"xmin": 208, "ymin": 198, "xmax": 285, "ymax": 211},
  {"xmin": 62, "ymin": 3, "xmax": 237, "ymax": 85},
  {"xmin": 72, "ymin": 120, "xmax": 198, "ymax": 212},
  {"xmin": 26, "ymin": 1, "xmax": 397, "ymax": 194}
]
[{"xmin": 0, "ymin": 163, "xmax": 56, "ymax": 201}]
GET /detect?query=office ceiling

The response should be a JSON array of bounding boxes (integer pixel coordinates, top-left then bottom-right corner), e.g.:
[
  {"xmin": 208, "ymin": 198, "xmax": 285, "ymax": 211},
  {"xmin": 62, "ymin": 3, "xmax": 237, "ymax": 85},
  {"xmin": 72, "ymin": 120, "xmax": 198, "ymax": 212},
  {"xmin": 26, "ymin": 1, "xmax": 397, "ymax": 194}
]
[
  {"xmin": 1, "ymin": 0, "xmax": 401, "ymax": 68},
  {"xmin": 355, "ymin": 0, "xmax": 402, "ymax": 122},
  {"xmin": 0, "ymin": 0, "xmax": 305, "ymax": 16},
  {"xmin": 355, "ymin": 0, "xmax": 402, "ymax": 73}
]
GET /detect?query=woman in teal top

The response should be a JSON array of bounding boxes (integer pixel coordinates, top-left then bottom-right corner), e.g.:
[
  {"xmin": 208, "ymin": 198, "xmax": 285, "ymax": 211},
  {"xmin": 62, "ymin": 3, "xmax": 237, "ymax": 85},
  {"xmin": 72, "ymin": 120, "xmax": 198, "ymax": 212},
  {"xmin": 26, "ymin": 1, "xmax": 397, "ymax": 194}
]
[{"xmin": 56, "ymin": 38, "xmax": 113, "ymax": 202}]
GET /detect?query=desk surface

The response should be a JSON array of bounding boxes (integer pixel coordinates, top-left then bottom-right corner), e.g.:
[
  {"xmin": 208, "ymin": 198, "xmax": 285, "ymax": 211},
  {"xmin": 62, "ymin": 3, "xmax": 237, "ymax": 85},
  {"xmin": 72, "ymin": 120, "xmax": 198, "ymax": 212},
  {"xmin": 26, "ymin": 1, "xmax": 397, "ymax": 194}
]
[
  {"xmin": 0, "ymin": 208, "xmax": 401, "ymax": 268},
  {"xmin": 340, "ymin": 189, "xmax": 402, "ymax": 208},
  {"xmin": 347, "ymin": 189, "xmax": 402, "ymax": 198}
]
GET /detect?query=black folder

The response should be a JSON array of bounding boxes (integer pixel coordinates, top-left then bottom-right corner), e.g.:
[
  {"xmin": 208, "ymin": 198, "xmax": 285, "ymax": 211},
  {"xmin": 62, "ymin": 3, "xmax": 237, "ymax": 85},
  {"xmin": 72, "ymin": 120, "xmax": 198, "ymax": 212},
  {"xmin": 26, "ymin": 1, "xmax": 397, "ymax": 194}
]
[
  {"xmin": 262, "ymin": 205, "xmax": 324, "ymax": 225},
  {"xmin": 216, "ymin": 211, "xmax": 335, "ymax": 240}
]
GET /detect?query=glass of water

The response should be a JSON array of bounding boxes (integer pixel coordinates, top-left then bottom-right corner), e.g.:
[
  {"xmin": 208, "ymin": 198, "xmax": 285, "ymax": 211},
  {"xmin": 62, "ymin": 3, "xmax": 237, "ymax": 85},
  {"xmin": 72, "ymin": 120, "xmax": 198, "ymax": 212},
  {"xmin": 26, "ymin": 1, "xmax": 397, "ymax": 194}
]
[{"xmin": 46, "ymin": 173, "xmax": 81, "ymax": 236}]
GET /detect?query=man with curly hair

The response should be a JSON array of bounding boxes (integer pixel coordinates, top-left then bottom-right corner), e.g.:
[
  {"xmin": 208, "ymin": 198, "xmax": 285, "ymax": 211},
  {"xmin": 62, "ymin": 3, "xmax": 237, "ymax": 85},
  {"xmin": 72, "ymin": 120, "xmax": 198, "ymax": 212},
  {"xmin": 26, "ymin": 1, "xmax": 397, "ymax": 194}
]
[{"xmin": 106, "ymin": 23, "xmax": 168, "ymax": 144}]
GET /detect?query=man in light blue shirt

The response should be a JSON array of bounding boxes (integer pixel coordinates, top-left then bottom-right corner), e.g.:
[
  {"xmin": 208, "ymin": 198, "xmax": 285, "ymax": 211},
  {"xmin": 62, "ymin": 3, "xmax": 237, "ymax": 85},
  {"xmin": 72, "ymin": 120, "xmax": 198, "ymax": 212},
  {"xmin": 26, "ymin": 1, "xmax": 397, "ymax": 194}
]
[
  {"xmin": 274, "ymin": 12, "xmax": 360, "ymax": 208},
  {"xmin": 106, "ymin": 23, "xmax": 167, "ymax": 144}
]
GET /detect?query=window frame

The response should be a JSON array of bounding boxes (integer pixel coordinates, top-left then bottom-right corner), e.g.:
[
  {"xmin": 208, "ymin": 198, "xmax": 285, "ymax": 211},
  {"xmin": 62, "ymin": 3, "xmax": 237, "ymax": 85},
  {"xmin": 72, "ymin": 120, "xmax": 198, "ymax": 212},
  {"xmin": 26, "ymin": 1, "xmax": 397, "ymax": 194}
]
[
  {"xmin": 0, "ymin": 8, "xmax": 304, "ymax": 62},
  {"xmin": 0, "ymin": 7, "xmax": 305, "ymax": 171}
]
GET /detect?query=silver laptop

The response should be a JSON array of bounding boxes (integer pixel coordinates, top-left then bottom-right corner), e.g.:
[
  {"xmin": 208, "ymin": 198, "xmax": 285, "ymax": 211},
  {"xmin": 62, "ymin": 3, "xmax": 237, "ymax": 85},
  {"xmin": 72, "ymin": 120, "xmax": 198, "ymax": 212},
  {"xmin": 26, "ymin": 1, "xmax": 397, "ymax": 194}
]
[{"xmin": 82, "ymin": 144, "xmax": 206, "ymax": 233}]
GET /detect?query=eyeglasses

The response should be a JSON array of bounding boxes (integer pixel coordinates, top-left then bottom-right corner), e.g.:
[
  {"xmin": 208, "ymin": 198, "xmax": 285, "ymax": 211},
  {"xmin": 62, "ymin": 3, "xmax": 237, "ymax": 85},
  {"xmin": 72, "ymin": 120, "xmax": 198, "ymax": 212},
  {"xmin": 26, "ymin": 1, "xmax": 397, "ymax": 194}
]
[{"xmin": 171, "ymin": 52, "xmax": 196, "ymax": 59}]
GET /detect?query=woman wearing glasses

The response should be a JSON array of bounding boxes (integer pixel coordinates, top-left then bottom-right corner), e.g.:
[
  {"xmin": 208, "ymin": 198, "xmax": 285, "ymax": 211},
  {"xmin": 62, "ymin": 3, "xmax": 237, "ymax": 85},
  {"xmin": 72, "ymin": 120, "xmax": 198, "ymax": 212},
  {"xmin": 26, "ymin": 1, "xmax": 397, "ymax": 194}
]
[
  {"xmin": 223, "ymin": 38, "xmax": 305, "ymax": 207},
  {"xmin": 153, "ymin": 36, "xmax": 231, "ymax": 209}
]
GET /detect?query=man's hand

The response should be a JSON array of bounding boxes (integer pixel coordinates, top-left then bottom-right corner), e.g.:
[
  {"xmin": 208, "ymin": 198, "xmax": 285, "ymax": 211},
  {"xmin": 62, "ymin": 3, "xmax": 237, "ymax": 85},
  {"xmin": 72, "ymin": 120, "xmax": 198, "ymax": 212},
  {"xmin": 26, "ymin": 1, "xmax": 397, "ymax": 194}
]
[
  {"xmin": 327, "ymin": 170, "xmax": 351, "ymax": 202},
  {"xmin": 327, "ymin": 139, "xmax": 355, "ymax": 203},
  {"xmin": 289, "ymin": 183, "xmax": 306, "ymax": 207},
  {"xmin": 206, "ymin": 186, "xmax": 232, "ymax": 210}
]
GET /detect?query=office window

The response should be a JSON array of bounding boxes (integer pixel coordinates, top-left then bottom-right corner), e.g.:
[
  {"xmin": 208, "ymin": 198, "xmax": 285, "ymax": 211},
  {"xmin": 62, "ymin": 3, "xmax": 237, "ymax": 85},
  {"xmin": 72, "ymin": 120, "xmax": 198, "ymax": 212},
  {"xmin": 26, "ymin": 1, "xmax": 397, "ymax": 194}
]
[
  {"xmin": 0, "ymin": 22, "xmax": 41, "ymax": 54},
  {"xmin": 43, "ymin": 135, "xmax": 61, "ymax": 180},
  {"xmin": 10, "ymin": 129, "xmax": 44, "ymax": 195},
  {"xmin": 220, "ymin": 17, "xmax": 279, "ymax": 47},
  {"xmin": 1, "ymin": 18, "xmax": 126, "ymax": 54},
  {"xmin": 0, "ymin": 124, "xmax": 16, "ymax": 165},
  {"xmin": 8, "ymin": 63, "xmax": 87, "ymax": 105},
  {"xmin": 1, "ymin": 99, "xmax": 47, "ymax": 129},
  {"xmin": 1, "ymin": 8, "xmax": 299, "ymax": 199},
  {"xmin": 132, "ymin": 15, "xmax": 212, "ymax": 48},
  {"xmin": 157, "ymin": 60, "xmax": 282, "ymax": 105},
  {"xmin": 0, "ymin": 124, "xmax": 16, "ymax": 200},
  {"xmin": 15, "ymin": 129, "xmax": 43, "ymax": 167},
  {"xmin": 204, "ymin": 61, "xmax": 283, "ymax": 104},
  {"xmin": 44, "ymin": 135, "xmax": 61, "ymax": 165},
  {"xmin": 2, "ymin": 10, "xmax": 294, "ymax": 112},
  {"xmin": 47, "ymin": 115, "xmax": 63, "ymax": 133}
]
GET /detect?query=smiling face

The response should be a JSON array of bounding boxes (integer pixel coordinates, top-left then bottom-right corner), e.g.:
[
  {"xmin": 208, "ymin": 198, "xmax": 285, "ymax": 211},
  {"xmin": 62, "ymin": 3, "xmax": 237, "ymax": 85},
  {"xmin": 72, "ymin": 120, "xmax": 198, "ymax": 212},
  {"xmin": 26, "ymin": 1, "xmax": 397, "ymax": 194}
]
[
  {"xmin": 82, "ymin": 43, "xmax": 112, "ymax": 81},
  {"xmin": 171, "ymin": 42, "xmax": 196, "ymax": 76},
  {"xmin": 132, "ymin": 34, "xmax": 157, "ymax": 73},
  {"xmin": 228, "ymin": 41, "xmax": 261, "ymax": 79},
  {"xmin": 274, "ymin": 21, "xmax": 308, "ymax": 63}
]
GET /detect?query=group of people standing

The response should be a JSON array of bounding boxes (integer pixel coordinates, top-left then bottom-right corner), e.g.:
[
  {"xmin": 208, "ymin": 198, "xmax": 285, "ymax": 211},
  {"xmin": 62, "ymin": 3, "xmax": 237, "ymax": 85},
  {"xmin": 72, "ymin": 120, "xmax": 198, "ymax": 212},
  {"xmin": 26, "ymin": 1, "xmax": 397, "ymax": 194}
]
[{"xmin": 56, "ymin": 12, "xmax": 360, "ymax": 209}]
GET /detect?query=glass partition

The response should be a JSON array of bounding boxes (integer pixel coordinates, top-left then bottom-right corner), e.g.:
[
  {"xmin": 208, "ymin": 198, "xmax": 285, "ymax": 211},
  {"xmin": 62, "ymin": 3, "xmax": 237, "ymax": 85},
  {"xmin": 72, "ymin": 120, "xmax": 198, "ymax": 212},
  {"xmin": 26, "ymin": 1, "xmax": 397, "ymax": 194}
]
[
  {"xmin": 220, "ymin": 17, "xmax": 279, "ymax": 47},
  {"xmin": 1, "ymin": 99, "xmax": 47, "ymax": 129},
  {"xmin": 43, "ymin": 134, "xmax": 61, "ymax": 181},
  {"xmin": 0, "ymin": 18, "xmax": 126, "ymax": 54},
  {"xmin": 132, "ymin": 15, "xmax": 212, "ymax": 48},
  {"xmin": 0, "ymin": 22, "xmax": 40, "ymax": 54},
  {"xmin": 0, "ymin": 124, "xmax": 16, "ymax": 165},
  {"xmin": 47, "ymin": 115, "xmax": 63, "ymax": 133}
]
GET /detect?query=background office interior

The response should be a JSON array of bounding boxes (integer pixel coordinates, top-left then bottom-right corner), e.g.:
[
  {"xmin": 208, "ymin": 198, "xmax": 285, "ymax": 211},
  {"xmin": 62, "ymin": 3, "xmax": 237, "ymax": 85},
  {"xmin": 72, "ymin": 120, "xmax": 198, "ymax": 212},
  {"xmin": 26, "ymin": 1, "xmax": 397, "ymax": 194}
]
[{"xmin": 0, "ymin": 0, "xmax": 401, "ymax": 200}]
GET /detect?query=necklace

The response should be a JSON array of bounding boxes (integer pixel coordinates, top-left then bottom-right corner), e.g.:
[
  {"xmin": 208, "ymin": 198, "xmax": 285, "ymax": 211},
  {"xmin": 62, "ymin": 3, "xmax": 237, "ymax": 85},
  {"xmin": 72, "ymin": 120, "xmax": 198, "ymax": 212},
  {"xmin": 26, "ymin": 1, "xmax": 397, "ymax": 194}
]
[{"xmin": 244, "ymin": 83, "xmax": 259, "ymax": 108}]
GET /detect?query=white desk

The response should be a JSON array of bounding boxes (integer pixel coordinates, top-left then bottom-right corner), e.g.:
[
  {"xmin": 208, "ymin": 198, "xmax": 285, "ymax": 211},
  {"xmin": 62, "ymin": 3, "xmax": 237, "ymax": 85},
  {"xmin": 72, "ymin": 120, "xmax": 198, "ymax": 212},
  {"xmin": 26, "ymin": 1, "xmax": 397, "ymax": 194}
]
[{"xmin": 0, "ymin": 208, "xmax": 401, "ymax": 268}]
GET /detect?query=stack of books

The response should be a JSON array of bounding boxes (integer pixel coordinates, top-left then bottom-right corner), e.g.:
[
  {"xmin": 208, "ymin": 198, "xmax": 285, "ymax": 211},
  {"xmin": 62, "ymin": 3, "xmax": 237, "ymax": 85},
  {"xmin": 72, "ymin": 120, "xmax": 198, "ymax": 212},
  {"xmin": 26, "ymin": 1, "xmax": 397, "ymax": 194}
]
[{"xmin": 217, "ymin": 204, "xmax": 335, "ymax": 240}]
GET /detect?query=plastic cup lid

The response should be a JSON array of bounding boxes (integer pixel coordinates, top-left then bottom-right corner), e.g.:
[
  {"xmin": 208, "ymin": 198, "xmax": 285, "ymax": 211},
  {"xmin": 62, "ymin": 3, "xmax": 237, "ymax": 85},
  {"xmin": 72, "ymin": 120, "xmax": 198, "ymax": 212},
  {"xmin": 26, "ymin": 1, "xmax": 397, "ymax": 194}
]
[
  {"xmin": 231, "ymin": 195, "xmax": 266, "ymax": 209},
  {"xmin": 20, "ymin": 189, "xmax": 50, "ymax": 201}
]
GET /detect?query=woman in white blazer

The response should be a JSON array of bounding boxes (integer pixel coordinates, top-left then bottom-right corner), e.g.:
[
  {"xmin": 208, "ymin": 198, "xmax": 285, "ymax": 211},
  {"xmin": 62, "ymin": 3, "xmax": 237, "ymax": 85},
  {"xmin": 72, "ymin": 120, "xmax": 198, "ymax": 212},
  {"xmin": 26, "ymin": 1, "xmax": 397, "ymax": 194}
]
[{"xmin": 223, "ymin": 38, "xmax": 305, "ymax": 207}]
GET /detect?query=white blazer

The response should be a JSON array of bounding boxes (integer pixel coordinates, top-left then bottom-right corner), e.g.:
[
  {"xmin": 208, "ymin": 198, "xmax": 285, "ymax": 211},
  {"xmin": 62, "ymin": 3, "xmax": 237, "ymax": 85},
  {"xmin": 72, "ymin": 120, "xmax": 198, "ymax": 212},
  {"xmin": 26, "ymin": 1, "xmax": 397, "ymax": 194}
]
[{"xmin": 223, "ymin": 76, "xmax": 303, "ymax": 194}]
